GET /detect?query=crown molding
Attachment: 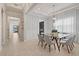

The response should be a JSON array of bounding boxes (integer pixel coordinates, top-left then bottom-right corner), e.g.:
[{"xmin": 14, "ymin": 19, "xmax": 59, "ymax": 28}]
[
  {"xmin": 25, "ymin": 3, "xmax": 37, "ymax": 14},
  {"xmin": 49, "ymin": 3, "xmax": 79, "ymax": 16}
]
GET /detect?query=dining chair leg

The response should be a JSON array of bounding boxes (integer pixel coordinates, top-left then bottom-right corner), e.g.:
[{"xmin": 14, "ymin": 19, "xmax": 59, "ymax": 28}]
[
  {"xmin": 62, "ymin": 44, "xmax": 64, "ymax": 47},
  {"xmin": 58, "ymin": 43, "xmax": 62, "ymax": 52},
  {"xmin": 54, "ymin": 44, "xmax": 56, "ymax": 50},
  {"xmin": 66, "ymin": 45, "xmax": 70, "ymax": 53},
  {"xmin": 72, "ymin": 43, "xmax": 74, "ymax": 47},
  {"xmin": 69, "ymin": 45, "xmax": 71, "ymax": 51},
  {"xmin": 44, "ymin": 43, "xmax": 47, "ymax": 49},
  {"xmin": 69, "ymin": 45, "xmax": 73, "ymax": 51},
  {"xmin": 58, "ymin": 46, "xmax": 60, "ymax": 52},
  {"xmin": 41, "ymin": 42, "xmax": 43, "ymax": 47},
  {"xmin": 55, "ymin": 39, "xmax": 60, "ymax": 51},
  {"xmin": 38, "ymin": 41, "xmax": 40, "ymax": 46},
  {"xmin": 49, "ymin": 45, "xmax": 51, "ymax": 52}
]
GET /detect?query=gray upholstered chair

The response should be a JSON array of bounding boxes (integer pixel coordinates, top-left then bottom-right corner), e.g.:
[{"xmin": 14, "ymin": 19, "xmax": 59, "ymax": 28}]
[
  {"xmin": 59, "ymin": 34, "xmax": 76, "ymax": 53},
  {"xmin": 43, "ymin": 35, "xmax": 56, "ymax": 52},
  {"xmin": 38, "ymin": 34, "xmax": 45, "ymax": 47}
]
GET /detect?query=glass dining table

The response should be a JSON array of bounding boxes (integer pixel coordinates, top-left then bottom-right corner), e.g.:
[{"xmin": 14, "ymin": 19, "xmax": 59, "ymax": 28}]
[
  {"xmin": 58, "ymin": 33, "xmax": 70, "ymax": 39},
  {"xmin": 47, "ymin": 33, "xmax": 71, "ymax": 52}
]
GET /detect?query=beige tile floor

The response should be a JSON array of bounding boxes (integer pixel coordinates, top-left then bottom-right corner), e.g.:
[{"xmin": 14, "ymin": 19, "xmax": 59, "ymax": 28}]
[{"xmin": 0, "ymin": 33, "xmax": 79, "ymax": 56}]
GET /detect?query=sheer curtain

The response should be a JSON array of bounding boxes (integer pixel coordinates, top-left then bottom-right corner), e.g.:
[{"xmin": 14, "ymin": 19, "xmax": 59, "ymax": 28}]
[
  {"xmin": 54, "ymin": 19, "xmax": 63, "ymax": 32},
  {"xmin": 54, "ymin": 16, "xmax": 74, "ymax": 33}
]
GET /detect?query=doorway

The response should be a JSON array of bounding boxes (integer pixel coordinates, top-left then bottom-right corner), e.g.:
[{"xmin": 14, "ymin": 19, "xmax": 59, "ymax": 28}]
[
  {"xmin": 8, "ymin": 16, "xmax": 20, "ymax": 44},
  {"xmin": 39, "ymin": 21, "xmax": 44, "ymax": 37}
]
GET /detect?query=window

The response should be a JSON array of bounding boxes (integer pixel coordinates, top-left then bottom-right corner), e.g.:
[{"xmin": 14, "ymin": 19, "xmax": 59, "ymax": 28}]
[{"xmin": 54, "ymin": 16, "xmax": 74, "ymax": 33}]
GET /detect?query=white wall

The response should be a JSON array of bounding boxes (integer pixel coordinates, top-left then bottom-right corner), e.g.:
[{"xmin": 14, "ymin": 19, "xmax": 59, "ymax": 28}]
[
  {"xmin": 2, "ymin": 5, "xmax": 7, "ymax": 46},
  {"xmin": 44, "ymin": 17, "xmax": 54, "ymax": 34},
  {"xmin": 0, "ymin": 4, "xmax": 2, "ymax": 50},
  {"xmin": 24, "ymin": 13, "xmax": 47, "ymax": 40},
  {"xmin": 0, "ymin": 4, "xmax": 6, "ymax": 50}
]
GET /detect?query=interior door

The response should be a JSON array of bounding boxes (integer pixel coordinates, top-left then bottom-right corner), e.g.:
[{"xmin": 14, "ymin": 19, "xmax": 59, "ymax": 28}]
[{"xmin": 39, "ymin": 21, "xmax": 44, "ymax": 36}]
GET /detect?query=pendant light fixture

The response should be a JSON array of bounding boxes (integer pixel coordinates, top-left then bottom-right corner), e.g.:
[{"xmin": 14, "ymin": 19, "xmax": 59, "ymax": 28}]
[{"xmin": 52, "ymin": 4, "xmax": 56, "ymax": 20}]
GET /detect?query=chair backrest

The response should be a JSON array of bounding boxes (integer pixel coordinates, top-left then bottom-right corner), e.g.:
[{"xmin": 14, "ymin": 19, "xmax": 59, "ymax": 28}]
[
  {"xmin": 70, "ymin": 34, "xmax": 76, "ymax": 43},
  {"xmin": 66, "ymin": 34, "xmax": 76, "ymax": 45},
  {"xmin": 51, "ymin": 32, "xmax": 58, "ymax": 38},
  {"xmin": 44, "ymin": 35, "xmax": 52, "ymax": 45},
  {"xmin": 38, "ymin": 34, "xmax": 44, "ymax": 41}
]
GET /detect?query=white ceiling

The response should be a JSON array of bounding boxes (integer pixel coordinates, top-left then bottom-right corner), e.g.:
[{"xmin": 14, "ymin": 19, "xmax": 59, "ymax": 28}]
[
  {"xmin": 6, "ymin": 3, "xmax": 34, "ymax": 14},
  {"xmin": 29, "ymin": 3, "xmax": 75, "ymax": 16},
  {"xmin": 5, "ymin": 3, "xmax": 77, "ymax": 17},
  {"xmin": 6, "ymin": 3, "xmax": 26, "ymax": 10}
]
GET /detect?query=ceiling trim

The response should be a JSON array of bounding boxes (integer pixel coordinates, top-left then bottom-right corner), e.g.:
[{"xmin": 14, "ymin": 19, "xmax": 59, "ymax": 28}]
[
  {"xmin": 49, "ymin": 3, "xmax": 79, "ymax": 16},
  {"xmin": 25, "ymin": 3, "xmax": 37, "ymax": 14},
  {"xmin": 27, "ymin": 11, "xmax": 48, "ymax": 19}
]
